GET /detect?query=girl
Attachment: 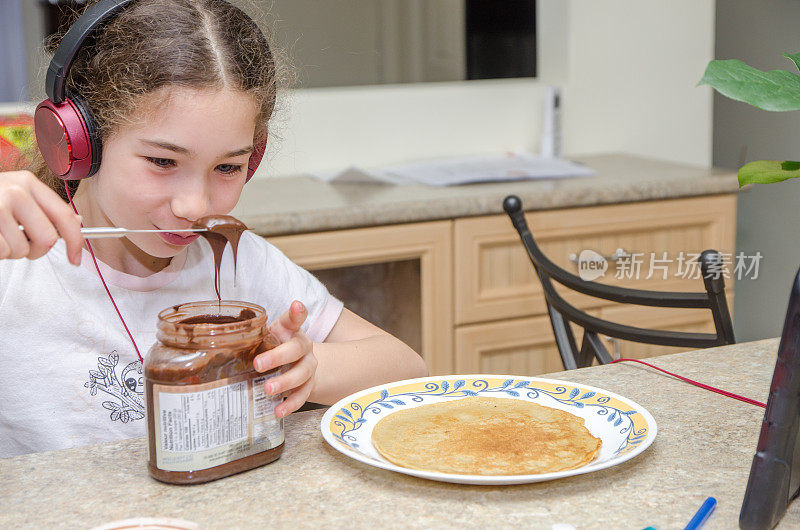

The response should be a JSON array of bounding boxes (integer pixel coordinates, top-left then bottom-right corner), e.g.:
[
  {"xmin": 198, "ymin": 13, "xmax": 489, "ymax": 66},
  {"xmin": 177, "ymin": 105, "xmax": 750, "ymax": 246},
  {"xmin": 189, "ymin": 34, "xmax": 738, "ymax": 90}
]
[{"xmin": 0, "ymin": 0, "xmax": 427, "ymax": 458}]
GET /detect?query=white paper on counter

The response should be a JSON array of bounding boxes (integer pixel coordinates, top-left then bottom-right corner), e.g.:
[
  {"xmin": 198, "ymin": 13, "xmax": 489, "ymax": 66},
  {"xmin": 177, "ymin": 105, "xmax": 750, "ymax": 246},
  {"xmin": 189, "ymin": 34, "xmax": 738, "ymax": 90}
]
[
  {"xmin": 309, "ymin": 152, "xmax": 596, "ymax": 187},
  {"xmin": 383, "ymin": 152, "xmax": 596, "ymax": 186}
]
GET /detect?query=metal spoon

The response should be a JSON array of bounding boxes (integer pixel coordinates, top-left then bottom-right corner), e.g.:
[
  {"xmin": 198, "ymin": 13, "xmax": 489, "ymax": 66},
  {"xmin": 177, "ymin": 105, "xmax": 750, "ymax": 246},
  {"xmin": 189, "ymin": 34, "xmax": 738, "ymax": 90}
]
[
  {"xmin": 80, "ymin": 227, "xmax": 207, "ymax": 239},
  {"xmin": 18, "ymin": 224, "xmax": 207, "ymax": 239}
]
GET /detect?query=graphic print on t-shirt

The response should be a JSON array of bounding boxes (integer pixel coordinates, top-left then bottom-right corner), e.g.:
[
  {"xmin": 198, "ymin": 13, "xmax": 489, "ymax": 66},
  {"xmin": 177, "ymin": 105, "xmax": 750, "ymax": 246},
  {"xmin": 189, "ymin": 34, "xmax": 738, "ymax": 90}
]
[{"xmin": 84, "ymin": 352, "xmax": 145, "ymax": 423}]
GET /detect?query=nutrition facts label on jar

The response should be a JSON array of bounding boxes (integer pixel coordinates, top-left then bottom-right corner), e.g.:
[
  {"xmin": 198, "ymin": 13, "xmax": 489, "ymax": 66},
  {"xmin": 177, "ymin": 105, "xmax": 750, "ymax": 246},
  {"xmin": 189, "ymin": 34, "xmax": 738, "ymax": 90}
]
[
  {"xmin": 158, "ymin": 381, "xmax": 249, "ymax": 452},
  {"xmin": 252, "ymin": 375, "xmax": 283, "ymax": 443}
]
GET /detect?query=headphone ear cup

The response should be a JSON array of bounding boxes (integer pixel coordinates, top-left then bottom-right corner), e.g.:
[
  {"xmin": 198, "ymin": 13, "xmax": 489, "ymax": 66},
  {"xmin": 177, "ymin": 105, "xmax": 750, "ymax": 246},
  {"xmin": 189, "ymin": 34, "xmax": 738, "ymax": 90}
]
[
  {"xmin": 66, "ymin": 90, "xmax": 103, "ymax": 179},
  {"xmin": 246, "ymin": 136, "xmax": 267, "ymax": 182},
  {"xmin": 34, "ymin": 92, "xmax": 101, "ymax": 181}
]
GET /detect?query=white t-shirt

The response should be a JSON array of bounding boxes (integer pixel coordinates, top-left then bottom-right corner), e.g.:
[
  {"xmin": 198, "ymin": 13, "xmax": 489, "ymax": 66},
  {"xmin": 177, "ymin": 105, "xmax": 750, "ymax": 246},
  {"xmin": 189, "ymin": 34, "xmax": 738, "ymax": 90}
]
[{"xmin": 0, "ymin": 232, "xmax": 343, "ymax": 458}]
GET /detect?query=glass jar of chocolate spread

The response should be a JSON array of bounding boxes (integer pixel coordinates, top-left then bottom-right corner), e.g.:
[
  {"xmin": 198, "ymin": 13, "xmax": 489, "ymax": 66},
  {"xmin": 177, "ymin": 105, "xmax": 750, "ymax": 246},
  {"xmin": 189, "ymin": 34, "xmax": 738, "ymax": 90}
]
[{"xmin": 145, "ymin": 301, "xmax": 283, "ymax": 484}]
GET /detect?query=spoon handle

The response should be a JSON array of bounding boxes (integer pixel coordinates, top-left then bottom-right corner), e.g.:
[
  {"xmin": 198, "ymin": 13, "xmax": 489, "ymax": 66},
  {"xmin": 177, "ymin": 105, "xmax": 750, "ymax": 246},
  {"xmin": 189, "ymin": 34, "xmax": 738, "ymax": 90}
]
[
  {"xmin": 17, "ymin": 225, "xmax": 206, "ymax": 240},
  {"xmin": 80, "ymin": 227, "xmax": 206, "ymax": 239}
]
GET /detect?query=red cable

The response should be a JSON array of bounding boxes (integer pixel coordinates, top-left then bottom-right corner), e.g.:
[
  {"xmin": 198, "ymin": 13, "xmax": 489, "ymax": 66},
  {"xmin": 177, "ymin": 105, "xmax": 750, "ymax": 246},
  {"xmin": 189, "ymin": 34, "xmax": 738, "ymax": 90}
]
[
  {"xmin": 64, "ymin": 182, "xmax": 143, "ymax": 362},
  {"xmin": 610, "ymin": 358, "xmax": 766, "ymax": 408}
]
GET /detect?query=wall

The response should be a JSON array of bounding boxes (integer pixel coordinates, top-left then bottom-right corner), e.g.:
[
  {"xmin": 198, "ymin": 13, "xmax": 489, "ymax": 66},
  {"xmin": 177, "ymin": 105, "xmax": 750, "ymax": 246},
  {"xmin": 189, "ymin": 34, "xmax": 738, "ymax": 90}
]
[
  {"xmin": 11, "ymin": 0, "xmax": 717, "ymax": 179},
  {"xmin": 562, "ymin": 0, "xmax": 714, "ymax": 168},
  {"xmin": 713, "ymin": 0, "xmax": 800, "ymax": 341},
  {"xmin": 259, "ymin": 0, "xmax": 716, "ymax": 178}
]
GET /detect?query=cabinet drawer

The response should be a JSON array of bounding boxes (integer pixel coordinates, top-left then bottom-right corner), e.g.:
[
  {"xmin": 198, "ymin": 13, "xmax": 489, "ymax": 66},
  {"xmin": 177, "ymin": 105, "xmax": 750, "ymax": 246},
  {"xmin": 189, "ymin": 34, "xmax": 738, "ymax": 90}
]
[
  {"xmin": 455, "ymin": 313, "xmax": 597, "ymax": 376},
  {"xmin": 454, "ymin": 299, "xmax": 731, "ymax": 377},
  {"xmin": 453, "ymin": 195, "xmax": 737, "ymax": 325},
  {"xmin": 597, "ymin": 296, "xmax": 732, "ymax": 360}
]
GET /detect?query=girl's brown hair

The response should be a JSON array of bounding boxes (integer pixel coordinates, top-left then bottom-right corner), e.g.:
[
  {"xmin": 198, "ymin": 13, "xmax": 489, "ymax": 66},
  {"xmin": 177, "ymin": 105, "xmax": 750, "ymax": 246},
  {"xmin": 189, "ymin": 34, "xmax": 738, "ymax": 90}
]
[{"xmin": 31, "ymin": 0, "xmax": 280, "ymax": 200}]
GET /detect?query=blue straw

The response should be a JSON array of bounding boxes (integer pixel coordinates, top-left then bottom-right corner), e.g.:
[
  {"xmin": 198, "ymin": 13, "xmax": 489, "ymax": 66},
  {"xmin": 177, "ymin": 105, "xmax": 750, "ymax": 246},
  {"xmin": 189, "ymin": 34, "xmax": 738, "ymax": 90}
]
[{"xmin": 684, "ymin": 497, "xmax": 717, "ymax": 530}]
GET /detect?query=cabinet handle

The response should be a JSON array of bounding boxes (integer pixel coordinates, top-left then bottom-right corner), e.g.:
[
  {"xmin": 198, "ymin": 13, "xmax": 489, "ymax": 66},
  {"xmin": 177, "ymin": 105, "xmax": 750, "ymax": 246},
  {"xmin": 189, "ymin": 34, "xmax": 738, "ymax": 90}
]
[{"xmin": 568, "ymin": 248, "xmax": 629, "ymax": 264}]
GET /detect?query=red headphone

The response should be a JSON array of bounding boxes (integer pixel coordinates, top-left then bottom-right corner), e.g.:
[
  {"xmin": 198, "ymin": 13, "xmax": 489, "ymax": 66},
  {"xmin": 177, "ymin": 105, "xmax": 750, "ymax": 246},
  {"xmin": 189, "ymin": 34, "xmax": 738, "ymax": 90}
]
[{"xmin": 34, "ymin": 0, "xmax": 267, "ymax": 183}]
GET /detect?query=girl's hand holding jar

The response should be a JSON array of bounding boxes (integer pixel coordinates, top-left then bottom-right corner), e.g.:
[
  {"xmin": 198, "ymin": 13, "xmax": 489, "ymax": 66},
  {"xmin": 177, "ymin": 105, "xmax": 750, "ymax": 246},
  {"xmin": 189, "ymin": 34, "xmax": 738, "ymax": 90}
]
[{"xmin": 255, "ymin": 300, "xmax": 317, "ymax": 418}]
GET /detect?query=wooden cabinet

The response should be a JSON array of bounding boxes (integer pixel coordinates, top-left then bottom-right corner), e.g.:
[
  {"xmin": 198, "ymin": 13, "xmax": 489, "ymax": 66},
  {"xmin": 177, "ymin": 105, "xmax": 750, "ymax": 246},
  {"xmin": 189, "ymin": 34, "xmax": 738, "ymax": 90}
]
[
  {"xmin": 268, "ymin": 194, "xmax": 737, "ymax": 376},
  {"xmin": 596, "ymin": 304, "xmax": 717, "ymax": 359},
  {"xmin": 268, "ymin": 221, "xmax": 454, "ymax": 375},
  {"xmin": 455, "ymin": 313, "xmax": 597, "ymax": 375},
  {"xmin": 453, "ymin": 194, "xmax": 737, "ymax": 325},
  {"xmin": 453, "ymin": 194, "xmax": 737, "ymax": 373}
]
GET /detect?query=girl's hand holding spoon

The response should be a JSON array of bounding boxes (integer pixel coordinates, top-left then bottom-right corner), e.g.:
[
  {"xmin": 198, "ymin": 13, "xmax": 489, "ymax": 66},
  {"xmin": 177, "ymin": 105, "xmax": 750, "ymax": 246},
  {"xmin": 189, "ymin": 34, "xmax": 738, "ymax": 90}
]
[{"xmin": 0, "ymin": 171, "xmax": 83, "ymax": 265}]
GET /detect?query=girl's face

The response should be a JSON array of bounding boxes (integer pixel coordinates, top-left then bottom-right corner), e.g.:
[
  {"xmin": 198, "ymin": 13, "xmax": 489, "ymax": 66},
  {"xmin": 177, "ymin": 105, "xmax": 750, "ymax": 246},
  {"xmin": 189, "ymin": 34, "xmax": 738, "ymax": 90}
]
[{"xmin": 76, "ymin": 86, "xmax": 259, "ymax": 273}]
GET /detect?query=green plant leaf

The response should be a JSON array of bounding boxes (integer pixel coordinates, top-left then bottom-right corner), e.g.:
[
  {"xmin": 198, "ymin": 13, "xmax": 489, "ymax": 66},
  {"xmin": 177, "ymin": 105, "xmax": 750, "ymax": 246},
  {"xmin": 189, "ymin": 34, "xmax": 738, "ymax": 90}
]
[
  {"xmin": 699, "ymin": 59, "xmax": 800, "ymax": 111},
  {"xmin": 783, "ymin": 52, "xmax": 800, "ymax": 73},
  {"xmin": 738, "ymin": 160, "xmax": 800, "ymax": 187}
]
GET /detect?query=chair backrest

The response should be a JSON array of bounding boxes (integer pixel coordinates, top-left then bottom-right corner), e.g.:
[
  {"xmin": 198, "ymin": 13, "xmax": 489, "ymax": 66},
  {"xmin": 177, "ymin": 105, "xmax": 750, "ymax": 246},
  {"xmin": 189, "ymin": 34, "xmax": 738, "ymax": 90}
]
[{"xmin": 503, "ymin": 195, "xmax": 735, "ymax": 370}]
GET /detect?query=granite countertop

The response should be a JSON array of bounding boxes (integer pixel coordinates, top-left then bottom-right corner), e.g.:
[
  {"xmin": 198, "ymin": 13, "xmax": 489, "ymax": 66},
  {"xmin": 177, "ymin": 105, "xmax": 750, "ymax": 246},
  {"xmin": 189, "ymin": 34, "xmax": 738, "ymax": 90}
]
[
  {"xmin": 231, "ymin": 153, "xmax": 739, "ymax": 236},
  {"xmin": 2, "ymin": 338, "xmax": 795, "ymax": 529}
]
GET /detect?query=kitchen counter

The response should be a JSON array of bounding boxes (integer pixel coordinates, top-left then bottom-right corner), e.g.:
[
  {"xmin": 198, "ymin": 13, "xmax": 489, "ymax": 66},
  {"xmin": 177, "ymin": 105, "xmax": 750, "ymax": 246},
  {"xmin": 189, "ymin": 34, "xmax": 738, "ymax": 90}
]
[
  {"xmin": 231, "ymin": 153, "xmax": 739, "ymax": 236},
  {"xmin": 2, "ymin": 338, "xmax": 794, "ymax": 529}
]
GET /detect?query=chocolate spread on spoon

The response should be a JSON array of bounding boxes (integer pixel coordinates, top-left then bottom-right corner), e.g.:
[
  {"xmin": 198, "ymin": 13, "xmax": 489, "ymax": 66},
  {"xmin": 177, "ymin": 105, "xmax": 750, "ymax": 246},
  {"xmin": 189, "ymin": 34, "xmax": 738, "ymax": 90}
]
[{"xmin": 192, "ymin": 215, "xmax": 248, "ymax": 301}]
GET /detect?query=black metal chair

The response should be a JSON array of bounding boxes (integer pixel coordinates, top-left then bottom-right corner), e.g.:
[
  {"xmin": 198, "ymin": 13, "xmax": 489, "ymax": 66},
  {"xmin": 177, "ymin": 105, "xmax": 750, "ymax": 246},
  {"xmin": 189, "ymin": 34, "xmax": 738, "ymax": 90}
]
[{"xmin": 503, "ymin": 195, "xmax": 735, "ymax": 370}]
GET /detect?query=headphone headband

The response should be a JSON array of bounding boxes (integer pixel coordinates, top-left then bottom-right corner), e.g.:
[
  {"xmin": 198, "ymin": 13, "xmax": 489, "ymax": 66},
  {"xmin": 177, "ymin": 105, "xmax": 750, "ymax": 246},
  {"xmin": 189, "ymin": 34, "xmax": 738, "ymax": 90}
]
[{"xmin": 46, "ymin": 0, "xmax": 137, "ymax": 104}]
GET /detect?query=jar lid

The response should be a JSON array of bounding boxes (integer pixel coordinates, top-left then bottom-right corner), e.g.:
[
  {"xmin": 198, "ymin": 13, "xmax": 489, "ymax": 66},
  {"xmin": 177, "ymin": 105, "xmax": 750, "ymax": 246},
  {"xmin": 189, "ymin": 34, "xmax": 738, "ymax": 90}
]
[{"xmin": 89, "ymin": 518, "xmax": 203, "ymax": 530}]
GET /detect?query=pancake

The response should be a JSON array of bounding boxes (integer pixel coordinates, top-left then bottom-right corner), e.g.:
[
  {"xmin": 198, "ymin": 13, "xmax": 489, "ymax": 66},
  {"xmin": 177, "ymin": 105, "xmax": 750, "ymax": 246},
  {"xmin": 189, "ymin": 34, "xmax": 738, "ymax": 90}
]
[{"xmin": 371, "ymin": 397, "xmax": 601, "ymax": 475}]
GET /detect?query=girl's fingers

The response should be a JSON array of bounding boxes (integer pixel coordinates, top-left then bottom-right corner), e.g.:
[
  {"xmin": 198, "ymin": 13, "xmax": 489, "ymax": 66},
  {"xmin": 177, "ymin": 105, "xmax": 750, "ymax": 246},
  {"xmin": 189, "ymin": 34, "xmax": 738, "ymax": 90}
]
[
  {"xmin": 30, "ymin": 180, "xmax": 83, "ymax": 265},
  {"xmin": 254, "ymin": 332, "xmax": 312, "ymax": 372},
  {"xmin": 255, "ymin": 302, "xmax": 316, "ymax": 417},
  {"xmin": 268, "ymin": 301, "xmax": 308, "ymax": 343},
  {"xmin": 0, "ymin": 235, "xmax": 10, "ymax": 259},
  {"xmin": 275, "ymin": 375, "xmax": 316, "ymax": 418},
  {"xmin": 11, "ymin": 193, "xmax": 59, "ymax": 260},
  {"xmin": 263, "ymin": 352, "xmax": 317, "ymax": 399},
  {"xmin": 0, "ymin": 208, "xmax": 30, "ymax": 259},
  {"xmin": 0, "ymin": 174, "xmax": 83, "ymax": 264}
]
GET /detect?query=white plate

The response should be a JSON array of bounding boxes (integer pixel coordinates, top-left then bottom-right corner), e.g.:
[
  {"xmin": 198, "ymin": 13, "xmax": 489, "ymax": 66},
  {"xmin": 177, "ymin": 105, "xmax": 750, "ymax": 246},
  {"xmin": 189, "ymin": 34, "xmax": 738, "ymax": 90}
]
[{"xmin": 320, "ymin": 374, "xmax": 657, "ymax": 485}]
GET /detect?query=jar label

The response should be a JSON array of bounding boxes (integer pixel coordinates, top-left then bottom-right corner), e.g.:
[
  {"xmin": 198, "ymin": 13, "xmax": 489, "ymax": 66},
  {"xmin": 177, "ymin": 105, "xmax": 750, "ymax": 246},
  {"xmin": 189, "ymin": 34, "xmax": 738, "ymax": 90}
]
[{"xmin": 152, "ymin": 373, "xmax": 283, "ymax": 472}]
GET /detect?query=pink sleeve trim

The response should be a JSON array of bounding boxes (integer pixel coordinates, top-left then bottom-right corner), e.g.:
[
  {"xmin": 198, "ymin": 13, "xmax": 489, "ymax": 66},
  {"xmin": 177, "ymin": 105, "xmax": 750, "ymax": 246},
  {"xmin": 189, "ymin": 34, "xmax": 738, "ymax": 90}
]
[{"xmin": 306, "ymin": 296, "xmax": 344, "ymax": 343}]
